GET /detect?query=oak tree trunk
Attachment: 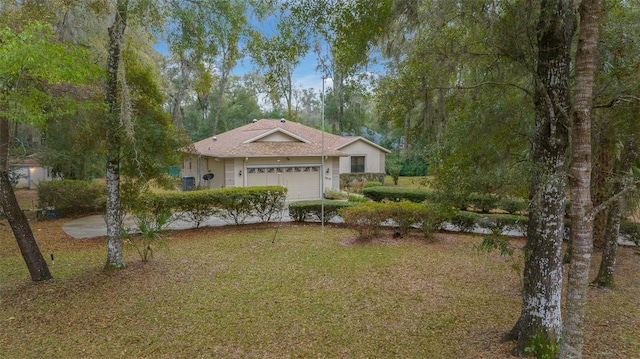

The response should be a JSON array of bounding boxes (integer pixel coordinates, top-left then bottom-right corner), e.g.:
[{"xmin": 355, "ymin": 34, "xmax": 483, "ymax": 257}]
[
  {"xmin": 559, "ymin": 0, "xmax": 602, "ymax": 357},
  {"xmin": 0, "ymin": 117, "xmax": 52, "ymax": 281},
  {"xmin": 593, "ymin": 198, "xmax": 621, "ymax": 288},
  {"xmin": 506, "ymin": 0, "xmax": 576, "ymax": 354},
  {"xmin": 104, "ymin": 0, "xmax": 128, "ymax": 270}
]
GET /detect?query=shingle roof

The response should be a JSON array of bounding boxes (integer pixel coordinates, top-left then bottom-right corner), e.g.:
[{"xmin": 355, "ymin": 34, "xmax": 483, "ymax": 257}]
[{"xmin": 188, "ymin": 119, "xmax": 382, "ymax": 158}]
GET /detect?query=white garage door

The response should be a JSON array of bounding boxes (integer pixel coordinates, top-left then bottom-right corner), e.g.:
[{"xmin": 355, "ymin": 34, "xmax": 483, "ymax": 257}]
[{"xmin": 247, "ymin": 166, "xmax": 320, "ymax": 201}]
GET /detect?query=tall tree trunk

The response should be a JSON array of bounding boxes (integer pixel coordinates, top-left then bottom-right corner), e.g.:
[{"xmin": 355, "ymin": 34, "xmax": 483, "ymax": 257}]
[
  {"xmin": 591, "ymin": 113, "xmax": 614, "ymax": 249},
  {"xmin": 0, "ymin": 116, "xmax": 52, "ymax": 281},
  {"xmin": 593, "ymin": 197, "xmax": 621, "ymax": 288},
  {"xmin": 559, "ymin": 0, "xmax": 602, "ymax": 357},
  {"xmin": 593, "ymin": 138, "xmax": 638, "ymax": 288},
  {"xmin": 104, "ymin": 0, "xmax": 128, "ymax": 270},
  {"xmin": 506, "ymin": 0, "xmax": 575, "ymax": 354}
]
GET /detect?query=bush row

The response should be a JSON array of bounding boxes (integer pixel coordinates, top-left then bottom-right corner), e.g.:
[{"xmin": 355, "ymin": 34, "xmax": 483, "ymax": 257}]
[
  {"xmin": 126, "ymin": 186, "xmax": 287, "ymax": 226},
  {"xmin": 338, "ymin": 201, "xmax": 452, "ymax": 240},
  {"xmin": 288, "ymin": 200, "xmax": 359, "ymax": 224},
  {"xmin": 449, "ymin": 211, "xmax": 528, "ymax": 235},
  {"xmin": 37, "ymin": 180, "xmax": 106, "ymax": 217},
  {"xmin": 362, "ymin": 186, "xmax": 528, "ymax": 214},
  {"xmin": 362, "ymin": 186, "xmax": 437, "ymax": 203}
]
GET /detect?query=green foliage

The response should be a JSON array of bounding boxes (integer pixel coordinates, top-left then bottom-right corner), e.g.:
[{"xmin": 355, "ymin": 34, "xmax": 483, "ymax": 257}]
[
  {"xmin": 619, "ymin": 221, "xmax": 640, "ymax": 245},
  {"xmin": 126, "ymin": 186, "xmax": 288, "ymax": 227},
  {"xmin": 384, "ymin": 201, "xmax": 424, "ymax": 236},
  {"xmin": 499, "ymin": 196, "xmax": 528, "ymax": 215},
  {"xmin": 120, "ymin": 47, "xmax": 188, "ymax": 182},
  {"xmin": 363, "ymin": 181, "xmax": 383, "ymax": 188},
  {"xmin": 467, "ymin": 193, "xmax": 502, "ymax": 213},
  {"xmin": 338, "ymin": 202, "xmax": 388, "ymax": 239},
  {"xmin": 123, "ymin": 212, "xmax": 169, "ymax": 263},
  {"xmin": 179, "ymin": 190, "xmax": 219, "ymax": 228},
  {"xmin": 213, "ymin": 187, "xmax": 262, "ymax": 225},
  {"xmin": 385, "ymin": 157, "xmax": 401, "ymax": 185},
  {"xmin": 323, "ymin": 188, "xmax": 348, "ymax": 200},
  {"xmin": 245, "ymin": 186, "xmax": 288, "ymax": 222},
  {"xmin": 288, "ymin": 200, "xmax": 359, "ymax": 224},
  {"xmin": 398, "ymin": 151, "xmax": 429, "ymax": 177},
  {"xmin": 451, "ymin": 211, "xmax": 528, "ymax": 235},
  {"xmin": 0, "ymin": 21, "xmax": 103, "ymax": 125},
  {"xmin": 338, "ymin": 201, "xmax": 452, "ymax": 240},
  {"xmin": 36, "ymin": 180, "xmax": 106, "ymax": 217},
  {"xmin": 450, "ymin": 212, "xmax": 478, "ymax": 233},
  {"xmin": 419, "ymin": 202, "xmax": 455, "ymax": 238},
  {"xmin": 363, "ymin": 186, "xmax": 435, "ymax": 203}
]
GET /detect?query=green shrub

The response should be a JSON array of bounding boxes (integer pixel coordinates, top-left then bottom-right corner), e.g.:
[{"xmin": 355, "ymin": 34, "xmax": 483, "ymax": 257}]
[
  {"xmin": 347, "ymin": 194, "xmax": 369, "ymax": 203},
  {"xmin": 363, "ymin": 181, "xmax": 383, "ymax": 188},
  {"xmin": 450, "ymin": 212, "xmax": 478, "ymax": 233},
  {"xmin": 127, "ymin": 186, "xmax": 287, "ymax": 226},
  {"xmin": 620, "ymin": 221, "xmax": 640, "ymax": 244},
  {"xmin": 338, "ymin": 201, "xmax": 452, "ymax": 240},
  {"xmin": 123, "ymin": 212, "xmax": 169, "ymax": 262},
  {"xmin": 384, "ymin": 201, "xmax": 424, "ymax": 236},
  {"xmin": 498, "ymin": 196, "xmax": 528, "ymax": 214},
  {"xmin": 178, "ymin": 190, "xmax": 219, "ymax": 228},
  {"xmin": 324, "ymin": 188, "xmax": 348, "ymax": 200},
  {"xmin": 37, "ymin": 180, "xmax": 106, "ymax": 217},
  {"xmin": 338, "ymin": 202, "xmax": 388, "ymax": 240},
  {"xmin": 477, "ymin": 213, "xmax": 528, "ymax": 236},
  {"xmin": 467, "ymin": 192, "xmax": 501, "ymax": 213},
  {"xmin": 245, "ymin": 186, "xmax": 288, "ymax": 222},
  {"xmin": 288, "ymin": 200, "xmax": 358, "ymax": 223},
  {"xmin": 212, "ymin": 186, "xmax": 287, "ymax": 225},
  {"xmin": 419, "ymin": 202, "xmax": 455, "ymax": 238},
  {"xmin": 363, "ymin": 186, "xmax": 436, "ymax": 203}
]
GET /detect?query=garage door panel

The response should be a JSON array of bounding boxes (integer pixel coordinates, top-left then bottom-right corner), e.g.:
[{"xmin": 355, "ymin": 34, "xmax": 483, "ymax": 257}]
[{"xmin": 247, "ymin": 166, "xmax": 320, "ymax": 201}]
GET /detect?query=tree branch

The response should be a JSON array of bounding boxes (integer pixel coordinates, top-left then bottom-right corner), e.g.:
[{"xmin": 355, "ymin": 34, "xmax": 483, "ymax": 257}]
[
  {"xmin": 587, "ymin": 179, "xmax": 640, "ymax": 221},
  {"xmin": 594, "ymin": 94, "xmax": 640, "ymax": 108}
]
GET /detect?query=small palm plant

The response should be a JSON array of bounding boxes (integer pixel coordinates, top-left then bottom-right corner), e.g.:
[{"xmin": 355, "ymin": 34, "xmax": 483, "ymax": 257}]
[{"xmin": 123, "ymin": 212, "xmax": 170, "ymax": 262}]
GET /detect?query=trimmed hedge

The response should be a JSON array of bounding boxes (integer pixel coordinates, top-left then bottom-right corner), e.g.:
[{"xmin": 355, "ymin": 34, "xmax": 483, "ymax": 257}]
[
  {"xmin": 450, "ymin": 211, "xmax": 528, "ymax": 235},
  {"xmin": 288, "ymin": 200, "xmax": 359, "ymax": 224},
  {"xmin": 619, "ymin": 221, "xmax": 640, "ymax": 244},
  {"xmin": 363, "ymin": 181, "xmax": 383, "ymax": 188},
  {"xmin": 363, "ymin": 186, "xmax": 436, "ymax": 203},
  {"xmin": 37, "ymin": 180, "xmax": 106, "ymax": 217},
  {"xmin": 338, "ymin": 201, "xmax": 452, "ymax": 239},
  {"xmin": 127, "ymin": 186, "xmax": 287, "ymax": 226}
]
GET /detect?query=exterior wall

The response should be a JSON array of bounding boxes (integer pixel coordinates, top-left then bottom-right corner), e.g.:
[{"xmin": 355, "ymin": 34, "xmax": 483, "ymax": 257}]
[
  {"xmin": 331, "ymin": 159, "xmax": 340, "ymax": 190},
  {"xmin": 181, "ymin": 155, "xmax": 343, "ymax": 195},
  {"xmin": 338, "ymin": 141, "xmax": 386, "ymax": 174},
  {"xmin": 182, "ymin": 155, "xmax": 225, "ymax": 189},
  {"xmin": 12, "ymin": 166, "xmax": 53, "ymax": 189}
]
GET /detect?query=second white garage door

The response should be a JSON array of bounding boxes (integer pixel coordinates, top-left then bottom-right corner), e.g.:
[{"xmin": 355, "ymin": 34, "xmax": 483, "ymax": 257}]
[{"xmin": 246, "ymin": 166, "xmax": 320, "ymax": 201}]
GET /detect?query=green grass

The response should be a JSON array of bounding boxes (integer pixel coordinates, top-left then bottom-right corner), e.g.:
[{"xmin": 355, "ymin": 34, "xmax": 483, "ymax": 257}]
[{"xmin": 1, "ymin": 223, "xmax": 639, "ymax": 358}]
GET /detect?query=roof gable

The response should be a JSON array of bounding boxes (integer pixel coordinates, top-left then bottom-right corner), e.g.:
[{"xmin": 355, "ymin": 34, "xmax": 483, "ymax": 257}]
[
  {"xmin": 335, "ymin": 137, "xmax": 392, "ymax": 154},
  {"xmin": 243, "ymin": 128, "xmax": 310, "ymax": 144}
]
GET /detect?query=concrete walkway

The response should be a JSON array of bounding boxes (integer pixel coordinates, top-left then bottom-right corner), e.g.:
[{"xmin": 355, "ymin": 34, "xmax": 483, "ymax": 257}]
[{"xmin": 62, "ymin": 213, "xmax": 294, "ymax": 239}]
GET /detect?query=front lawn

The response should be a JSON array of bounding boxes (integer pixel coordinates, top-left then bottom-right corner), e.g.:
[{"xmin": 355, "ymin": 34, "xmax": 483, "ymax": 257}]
[{"xmin": 1, "ymin": 221, "xmax": 639, "ymax": 358}]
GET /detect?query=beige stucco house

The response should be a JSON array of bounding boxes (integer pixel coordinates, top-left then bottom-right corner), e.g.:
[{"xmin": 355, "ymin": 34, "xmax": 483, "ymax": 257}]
[{"xmin": 181, "ymin": 118, "xmax": 390, "ymax": 201}]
